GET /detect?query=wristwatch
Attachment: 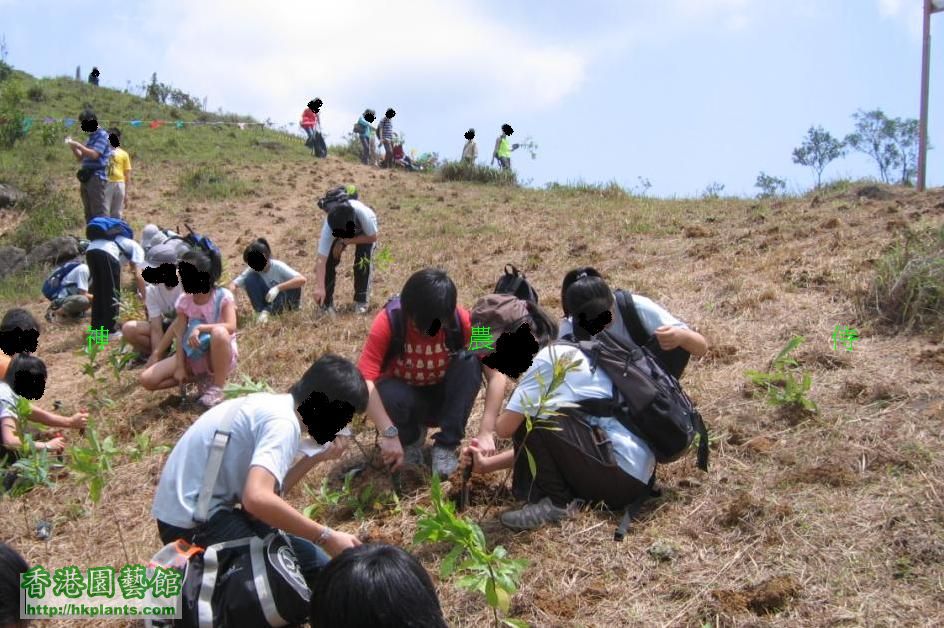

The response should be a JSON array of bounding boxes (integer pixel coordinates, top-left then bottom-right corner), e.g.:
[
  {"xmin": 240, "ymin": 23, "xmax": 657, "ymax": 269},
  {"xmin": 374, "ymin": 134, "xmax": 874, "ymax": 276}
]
[{"xmin": 380, "ymin": 425, "xmax": 399, "ymax": 439}]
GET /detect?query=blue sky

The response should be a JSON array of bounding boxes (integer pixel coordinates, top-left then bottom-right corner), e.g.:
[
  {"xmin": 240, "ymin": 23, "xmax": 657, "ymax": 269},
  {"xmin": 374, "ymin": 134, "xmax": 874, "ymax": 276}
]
[{"xmin": 4, "ymin": 0, "xmax": 941, "ymax": 196}]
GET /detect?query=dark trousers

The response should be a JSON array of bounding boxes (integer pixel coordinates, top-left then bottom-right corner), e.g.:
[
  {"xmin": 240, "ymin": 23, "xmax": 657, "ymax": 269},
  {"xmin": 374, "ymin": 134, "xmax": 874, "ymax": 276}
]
[
  {"xmin": 376, "ymin": 352, "xmax": 482, "ymax": 449},
  {"xmin": 511, "ymin": 412, "xmax": 650, "ymax": 509},
  {"xmin": 80, "ymin": 175, "xmax": 107, "ymax": 223},
  {"xmin": 156, "ymin": 509, "xmax": 329, "ymax": 589},
  {"xmin": 359, "ymin": 135, "xmax": 370, "ymax": 164},
  {"xmin": 87, "ymin": 249, "xmax": 121, "ymax": 334},
  {"xmin": 242, "ymin": 272, "xmax": 301, "ymax": 314},
  {"xmin": 323, "ymin": 242, "xmax": 372, "ymax": 307}
]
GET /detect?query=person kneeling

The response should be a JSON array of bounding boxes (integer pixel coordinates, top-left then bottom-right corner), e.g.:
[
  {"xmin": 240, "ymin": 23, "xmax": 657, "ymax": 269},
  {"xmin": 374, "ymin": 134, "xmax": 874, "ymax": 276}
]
[
  {"xmin": 151, "ymin": 353, "xmax": 368, "ymax": 589},
  {"xmin": 463, "ymin": 277, "xmax": 656, "ymax": 531},
  {"xmin": 229, "ymin": 237, "xmax": 306, "ymax": 324}
]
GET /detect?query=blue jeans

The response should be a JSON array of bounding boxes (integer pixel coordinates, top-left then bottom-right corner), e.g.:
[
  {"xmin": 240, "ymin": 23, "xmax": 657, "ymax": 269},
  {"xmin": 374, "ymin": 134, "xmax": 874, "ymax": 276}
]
[
  {"xmin": 376, "ymin": 351, "xmax": 482, "ymax": 449},
  {"xmin": 243, "ymin": 272, "xmax": 301, "ymax": 314},
  {"xmin": 156, "ymin": 509, "xmax": 329, "ymax": 587},
  {"xmin": 359, "ymin": 134, "xmax": 370, "ymax": 164}
]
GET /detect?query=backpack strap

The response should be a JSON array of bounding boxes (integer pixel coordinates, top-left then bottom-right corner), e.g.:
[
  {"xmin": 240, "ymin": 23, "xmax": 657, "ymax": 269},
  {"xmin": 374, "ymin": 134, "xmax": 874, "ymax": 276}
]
[
  {"xmin": 693, "ymin": 410, "xmax": 709, "ymax": 472},
  {"xmin": 502, "ymin": 264, "xmax": 525, "ymax": 296},
  {"xmin": 212, "ymin": 288, "xmax": 224, "ymax": 323},
  {"xmin": 614, "ymin": 473, "xmax": 661, "ymax": 542},
  {"xmin": 381, "ymin": 297, "xmax": 404, "ymax": 373},
  {"xmin": 192, "ymin": 409, "xmax": 237, "ymax": 524},
  {"xmin": 615, "ymin": 290, "xmax": 649, "ymax": 346}
]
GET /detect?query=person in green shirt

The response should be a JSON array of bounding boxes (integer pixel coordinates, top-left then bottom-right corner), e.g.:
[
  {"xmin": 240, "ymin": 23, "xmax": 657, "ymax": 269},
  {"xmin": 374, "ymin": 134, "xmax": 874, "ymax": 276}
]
[{"xmin": 492, "ymin": 123, "xmax": 519, "ymax": 171}]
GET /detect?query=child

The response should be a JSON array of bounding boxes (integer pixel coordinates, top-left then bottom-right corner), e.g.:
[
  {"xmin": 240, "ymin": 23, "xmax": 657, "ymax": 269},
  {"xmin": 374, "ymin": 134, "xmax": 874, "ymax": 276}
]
[
  {"xmin": 152, "ymin": 354, "xmax": 368, "ymax": 590},
  {"xmin": 139, "ymin": 248, "xmax": 237, "ymax": 408},
  {"xmin": 121, "ymin": 240, "xmax": 189, "ymax": 365},
  {"xmin": 559, "ymin": 267, "xmax": 707, "ymax": 379},
  {"xmin": 45, "ymin": 241, "xmax": 92, "ymax": 322},
  {"xmin": 86, "ymin": 223, "xmax": 146, "ymax": 338},
  {"xmin": 461, "ymin": 128, "xmax": 477, "ymax": 165},
  {"xmin": 104, "ymin": 127, "xmax": 132, "ymax": 218},
  {"xmin": 229, "ymin": 237, "xmax": 307, "ymax": 324},
  {"xmin": 1, "ymin": 355, "xmax": 88, "ymax": 481},
  {"xmin": 313, "ymin": 191, "xmax": 379, "ymax": 316},
  {"xmin": 357, "ymin": 269, "xmax": 509, "ymax": 479},
  {"xmin": 0, "ymin": 308, "xmax": 40, "ymax": 380},
  {"xmin": 463, "ymin": 277, "xmax": 657, "ymax": 531},
  {"xmin": 309, "ymin": 544, "xmax": 447, "ymax": 628}
]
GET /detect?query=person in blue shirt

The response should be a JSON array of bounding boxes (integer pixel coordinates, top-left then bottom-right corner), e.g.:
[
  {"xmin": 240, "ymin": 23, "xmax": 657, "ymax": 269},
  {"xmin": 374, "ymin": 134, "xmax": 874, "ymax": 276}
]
[
  {"xmin": 66, "ymin": 108, "xmax": 111, "ymax": 222},
  {"xmin": 355, "ymin": 109, "xmax": 376, "ymax": 165}
]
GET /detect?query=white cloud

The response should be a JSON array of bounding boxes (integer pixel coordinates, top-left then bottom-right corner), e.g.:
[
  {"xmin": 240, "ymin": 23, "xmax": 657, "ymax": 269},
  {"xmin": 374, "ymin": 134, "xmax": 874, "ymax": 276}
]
[
  {"xmin": 142, "ymin": 0, "xmax": 588, "ymax": 141},
  {"xmin": 876, "ymin": 0, "xmax": 924, "ymax": 38}
]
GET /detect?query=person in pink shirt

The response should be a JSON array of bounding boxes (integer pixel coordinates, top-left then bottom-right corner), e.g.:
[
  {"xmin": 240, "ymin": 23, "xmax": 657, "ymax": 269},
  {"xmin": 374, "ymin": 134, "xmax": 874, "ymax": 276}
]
[{"xmin": 301, "ymin": 99, "xmax": 323, "ymax": 156}]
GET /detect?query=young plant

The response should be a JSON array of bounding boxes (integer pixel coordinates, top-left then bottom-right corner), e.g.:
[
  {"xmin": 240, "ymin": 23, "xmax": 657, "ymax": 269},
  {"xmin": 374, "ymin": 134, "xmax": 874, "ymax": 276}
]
[
  {"xmin": 745, "ymin": 336, "xmax": 817, "ymax": 413},
  {"xmin": 7, "ymin": 398, "xmax": 56, "ymax": 497},
  {"xmin": 222, "ymin": 375, "xmax": 274, "ymax": 400},
  {"xmin": 354, "ymin": 245, "xmax": 394, "ymax": 273},
  {"xmin": 414, "ymin": 473, "xmax": 529, "ymax": 627},
  {"xmin": 302, "ymin": 476, "xmax": 346, "ymax": 520},
  {"xmin": 68, "ymin": 423, "xmax": 120, "ymax": 503},
  {"xmin": 76, "ymin": 340, "xmax": 115, "ymax": 411},
  {"xmin": 126, "ymin": 432, "xmax": 170, "ymax": 462},
  {"xmin": 106, "ymin": 346, "xmax": 139, "ymax": 383}
]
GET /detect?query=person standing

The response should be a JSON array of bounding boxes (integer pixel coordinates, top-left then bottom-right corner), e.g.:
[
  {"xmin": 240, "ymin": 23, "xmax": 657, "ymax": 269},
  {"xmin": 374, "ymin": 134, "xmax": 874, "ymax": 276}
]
[
  {"xmin": 66, "ymin": 108, "xmax": 111, "ymax": 223},
  {"xmin": 492, "ymin": 123, "xmax": 517, "ymax": 171},
  {"xmin": 461, "ymin": 128, "xmax": 477, "ymax": 165},
  {"xmin": 88, "ymin": 67, "xmax": 100, "ymax": 85},
  {"xmin": 378, "ymin": 109, "xmax": 396, "ymax": 168},
  {"xmin": 355, "ymin": 109, "xmax": 376, "ymax": 165},
  {"xmin": 104, "ymin": 128, "xmax": 132, "ymax": 219},
  {"xmin": 301, "ymin": 99, "xmax": 322, "ymax": 156}
]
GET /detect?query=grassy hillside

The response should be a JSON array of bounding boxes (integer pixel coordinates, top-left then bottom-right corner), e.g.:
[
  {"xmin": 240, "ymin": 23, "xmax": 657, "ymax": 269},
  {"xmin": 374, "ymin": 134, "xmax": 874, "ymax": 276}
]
[{"xmin": 1, "ymin": 70, "xmax": 943, "ymax": 627}]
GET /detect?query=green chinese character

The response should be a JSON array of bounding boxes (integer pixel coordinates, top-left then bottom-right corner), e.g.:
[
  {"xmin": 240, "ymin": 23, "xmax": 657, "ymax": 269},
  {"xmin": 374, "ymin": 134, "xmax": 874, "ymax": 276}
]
[
  {"xmin": 86, "ymin": 566, "xmax": 115, "ymax": 598},
  {"xmin": 117, "ymin": 564, "xmax": 150, "ymax": 600},
  {"xmin": 150, "ymin": 567, "xmax": 183, "ymax": 599},
  {"xmin": 52, "ymin": 566, "xmax": 86, "ymax": 599},
  {"xmin": 468, "ymin": 325, "xmax": 494, "ymax": 352},
  {"xmin": 20, "ymin": 566, "xmax": 52, "ymax": 598}
]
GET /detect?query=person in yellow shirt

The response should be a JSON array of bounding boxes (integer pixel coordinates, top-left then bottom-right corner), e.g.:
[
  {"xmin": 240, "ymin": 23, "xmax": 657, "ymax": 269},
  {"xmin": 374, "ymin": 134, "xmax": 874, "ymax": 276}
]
[{"xmin": 105, "ymin": 127, "xmax": 132, "ymax": 218}]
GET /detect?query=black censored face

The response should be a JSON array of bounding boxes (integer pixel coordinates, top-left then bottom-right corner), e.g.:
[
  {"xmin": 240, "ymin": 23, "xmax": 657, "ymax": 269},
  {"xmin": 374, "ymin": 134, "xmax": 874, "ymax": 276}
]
[
  {"xmin": 297, "ymin": 391, "xmax": 356, "ymax": 444},
  {"xmin": 142, "ymin": 263, "xmax": 179, "ymax": 288},
  {"xmin": 12, "ymin": 370, "xmax": 46, "ymax": 400},
  {"xmin": 465, "ymin": 131, "xmax": 474, "ymax": 140},
  {"xmin": 365, "ymin": 113, "xmax": 375, "ymax": 123},
  {"xmin": 245, "ymin": 250, "xmax": 267, "ymax": 271},
  {"xmin": 109, "ymin": 134, "xmax": 120, "ymax": 147},
  {"xmin": 481, "ymin": 324, "xmax": 539, "ymax": 379},
  {"xmin": 81, "ymin": 119, "xmax": 98, "ymax": 133},
  {"xmin": 424, "ymin": 318, "xmax": 442, "ymax": 337},
  {"xmin": 576, "ymin": 310, "xmax": 612, "ymax": 337},
  {"xmin": 178, "ymin": 262, "xmax": 211, "ymax": 294},
  {"xmin": 0, "ymin": 328, "xmax": 39, "ymax": 356}
]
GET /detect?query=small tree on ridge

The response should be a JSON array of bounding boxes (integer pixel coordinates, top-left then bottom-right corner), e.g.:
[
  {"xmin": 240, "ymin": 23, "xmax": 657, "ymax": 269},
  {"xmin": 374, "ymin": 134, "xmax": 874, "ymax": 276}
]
[{"xmin": 792, "ymin": 125, "xmax": 845, "ymax": 188}]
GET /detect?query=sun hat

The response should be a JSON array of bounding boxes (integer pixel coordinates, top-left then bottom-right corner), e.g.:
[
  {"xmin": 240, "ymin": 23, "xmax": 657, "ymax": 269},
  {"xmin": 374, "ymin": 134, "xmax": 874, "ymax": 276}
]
[{"xmin": 469, "ymin": 294, "xmax": 530, "ymax": 354}]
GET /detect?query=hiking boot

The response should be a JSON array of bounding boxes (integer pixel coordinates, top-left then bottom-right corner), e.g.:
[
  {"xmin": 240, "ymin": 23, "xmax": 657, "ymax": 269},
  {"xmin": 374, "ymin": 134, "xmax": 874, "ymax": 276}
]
[
  {"xmin": 402, "ymin": 427, "xmax": 427, "ymax": 467},
  {"xmin": 354, "ymin": 302, "xmax": 369, "ymax": 315},
  {"xmin": 499, "ymin": 497, "xmax": 576, "ymax": 532},
  {"xmin": 431, "ymin": 445, "xmax": 459, "ymax": 480},
  {"xmin": 256, "ymin": 311, "xmax": 270, "ymax": 324},
  {"xmin": 198, "ymin": 385, "xmax": 225, "ymax": 408}
]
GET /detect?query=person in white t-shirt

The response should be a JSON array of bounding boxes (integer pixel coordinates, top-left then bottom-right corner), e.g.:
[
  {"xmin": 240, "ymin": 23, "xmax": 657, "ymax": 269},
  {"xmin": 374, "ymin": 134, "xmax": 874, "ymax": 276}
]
[
  {"xmin": 121, "ymin": 241, "xmax": 188, "ymax": 364},
  {"xmin": 313, "ymin": 190, "xmax": 379, "ymax": 316},
  {"xmin": 229, "ymin": 238, "xmax": 307, "ymax": 324},
  {"xmin": 85, "ymin": 233, "xmax": 145, "ymax": 337},
  {"xmin": 152, "ymin": 354, "xmax": 368, "ymax": 588}
]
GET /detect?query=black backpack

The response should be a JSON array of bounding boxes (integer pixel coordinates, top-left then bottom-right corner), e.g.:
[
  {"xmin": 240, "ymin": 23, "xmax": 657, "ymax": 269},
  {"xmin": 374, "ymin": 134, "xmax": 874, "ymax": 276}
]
[
  {"xmin": 614, "ymin": 290, "xmax": 691, "ymax": 380},
  {"xmin": 559, "ymin": 329, "xmax": 708, "ymax": 470},
  {"xmin": 181, "ymin": 224, "xmax": 223, "ymax": 283},
  {"xmin": 381, "ymin": 295, "xmax": 465, "ymax": 372},
  {"xmin": 494, "ymin": 264, "xmax": 539, "ymax": 303}
]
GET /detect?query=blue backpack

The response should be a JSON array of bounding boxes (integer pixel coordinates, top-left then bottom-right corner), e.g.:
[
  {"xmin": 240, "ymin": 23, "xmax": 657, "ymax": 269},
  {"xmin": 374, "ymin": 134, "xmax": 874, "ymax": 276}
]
[
  {"xmin": 42, "ymin": 261, "xmax": 81, "ymax": 301},
  {"xmin": 86, "ymin": 216, "xmax": 134, "ymax": 242},
  {"xmin": 182, "ymin": 224, "xmax": 223, "ymax": 283}
]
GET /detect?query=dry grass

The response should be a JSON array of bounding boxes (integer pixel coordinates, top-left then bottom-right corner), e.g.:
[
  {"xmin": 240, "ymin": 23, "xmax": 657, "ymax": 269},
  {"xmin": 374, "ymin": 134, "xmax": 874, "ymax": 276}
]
[{"xmin": 2, "ymin": 153, "xmax": 943, "ymax": 627}]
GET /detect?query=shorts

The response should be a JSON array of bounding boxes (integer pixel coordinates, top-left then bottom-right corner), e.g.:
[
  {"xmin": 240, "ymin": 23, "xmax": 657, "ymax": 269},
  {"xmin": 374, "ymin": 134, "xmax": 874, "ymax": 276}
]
[{"xmin": 187, "ymin": 336, "xmax": 238, "ymax": 377}]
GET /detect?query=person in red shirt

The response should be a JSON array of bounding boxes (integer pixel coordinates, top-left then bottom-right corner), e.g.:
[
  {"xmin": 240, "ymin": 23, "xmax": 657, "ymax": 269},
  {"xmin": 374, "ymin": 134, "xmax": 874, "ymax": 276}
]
[
  {"xmin": 357, "ymin": 268, "xmax": 508, "ymax": 479},
  {"xmin": 301, "ymin": 99, "xmax": 322, "ymax": 156}
]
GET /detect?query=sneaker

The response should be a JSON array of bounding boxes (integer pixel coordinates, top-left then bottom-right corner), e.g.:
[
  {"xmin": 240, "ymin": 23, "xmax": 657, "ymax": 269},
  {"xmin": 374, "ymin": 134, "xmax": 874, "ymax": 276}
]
[
  {"xmin": 256, "ymin": 311, "xmax": 270, "ymax": 324},
  {"xmin": 354, "ymin": 302, "xmax": 369, "ymax": 315},
  {"xmin": 402, "ymin": 427, "xmax": 427, "ymax": 466},
  {"xmin": 318, "ymin": 304, "xmax": 338, "ymax": 319},
  {"xmin": 431, "ymin": 445, "xmax": 459, "ymax": 479},
  {"xmin": 198, "ymin": 385, "xmax": 225, "ymax": 408},
  {"xmin": 110, "ymin": 331, "xmax": 123, "ymax": 344},
  {"xmin": 499, "ymin": 497, "xmax": 576, "ymax": 532}
]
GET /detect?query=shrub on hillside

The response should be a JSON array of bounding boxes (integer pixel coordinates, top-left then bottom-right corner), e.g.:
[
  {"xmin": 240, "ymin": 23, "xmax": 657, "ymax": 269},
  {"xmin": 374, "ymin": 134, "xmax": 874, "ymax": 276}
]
[
  {"xmin": 0, "ymin": 80, "xmax": 27, "ymax": 149},
  {"xmin": 0, "ymin": 60, "xmax": 12, "ymax": 82},
  {"xmin": 26, "ymin": 84, "xmax": 44, "ymax": 102},
  {"xmin": 438, "ymin": 161, "xmax": 517, "ymax": 186},
  {"xmin": 3, "ymin": 179, "xmax": 82, "ymax": 251},
  {"xmin": 860, "ymin": 225, "xmax": 944, "ymax": 334},
  {"xmin": 545, "ymin": 180, "xmax": 628, "ymax": 199},
  {"xmin": 178, "ymin": 166, "xmax": 250, "ymax": 200}
]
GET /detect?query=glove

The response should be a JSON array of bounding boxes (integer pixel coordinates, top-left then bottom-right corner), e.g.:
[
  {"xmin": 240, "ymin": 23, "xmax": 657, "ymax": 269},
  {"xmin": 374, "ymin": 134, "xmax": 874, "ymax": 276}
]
[{"xmin": 265, "ymin": 287, "xmax": 280, "ymax": 303}]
